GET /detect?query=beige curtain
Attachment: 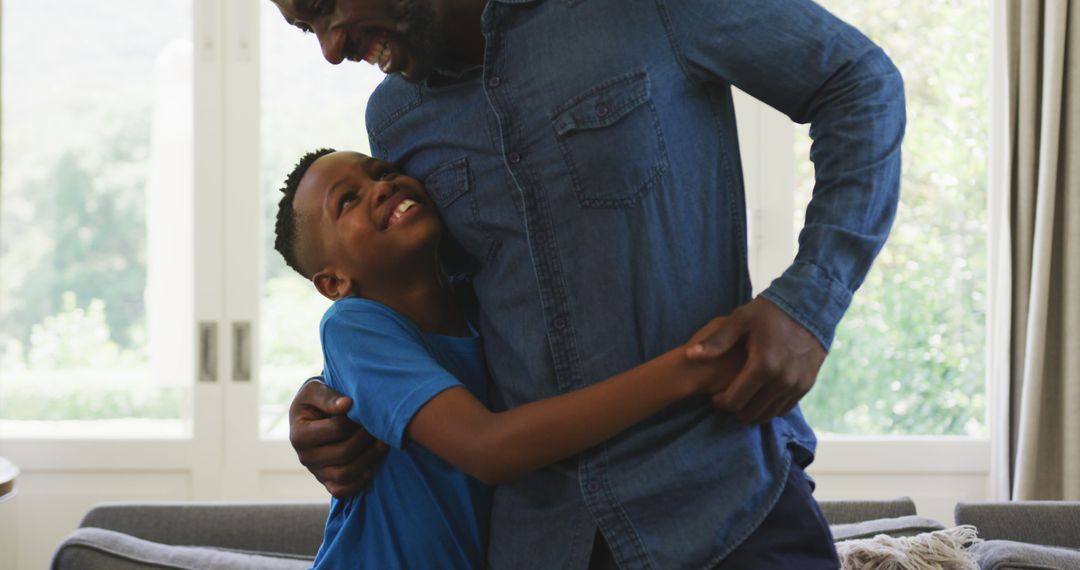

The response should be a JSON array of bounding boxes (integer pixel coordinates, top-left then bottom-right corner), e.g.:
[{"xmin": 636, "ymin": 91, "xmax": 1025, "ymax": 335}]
[{"xmin": 1005, "ymin": 0, "xmax": 1080, "ymax": 500}]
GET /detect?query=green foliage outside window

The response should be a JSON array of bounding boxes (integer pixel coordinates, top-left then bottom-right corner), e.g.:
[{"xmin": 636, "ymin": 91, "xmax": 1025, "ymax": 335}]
[{"xmin": 797, "ymin": 0, "xmax": 989, "ymax": 436}]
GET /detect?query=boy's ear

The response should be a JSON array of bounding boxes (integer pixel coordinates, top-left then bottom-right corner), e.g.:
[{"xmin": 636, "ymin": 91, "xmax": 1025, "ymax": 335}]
[{"xmin": 312, "ymin": 269, "xmax": 355, "ymax": 301}]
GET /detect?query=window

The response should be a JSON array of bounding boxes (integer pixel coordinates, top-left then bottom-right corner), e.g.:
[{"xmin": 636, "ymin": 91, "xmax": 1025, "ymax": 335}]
[
  {"xmin": 791, "ymin": 1, "xmax": 990, "ymax": 436},
  {"xmin": 0, "ymin": 0, "xmax": 193, "ymax": 437}
]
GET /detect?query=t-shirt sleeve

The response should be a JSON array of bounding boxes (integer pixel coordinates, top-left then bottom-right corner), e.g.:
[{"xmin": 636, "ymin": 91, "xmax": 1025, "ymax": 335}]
[{"xmin": 321, "ymin": 304, "xmax": 463, "ymax": 449}]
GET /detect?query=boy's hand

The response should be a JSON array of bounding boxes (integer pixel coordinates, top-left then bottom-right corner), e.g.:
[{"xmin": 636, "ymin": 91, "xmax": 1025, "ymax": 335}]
[
  {"xmin": 684, "ymin": 322, "xmax": 746, "ymax": 399},
  {"xmin": 685, "ymin": 297, "xmax": 826, "ymax": 425},
  {"xmin": 289, "ymin": 377, "xmax": 389, "ymax": 498}
]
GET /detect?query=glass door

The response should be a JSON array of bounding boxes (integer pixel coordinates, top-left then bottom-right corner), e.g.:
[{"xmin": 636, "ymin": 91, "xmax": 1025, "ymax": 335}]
[
  {"xmin": 0, "ymin": 0, "xmax": 196, "ymax": 438},
  {"xmin": 0, "ymin": 1, "xmax": 229, "ymax": 567}
]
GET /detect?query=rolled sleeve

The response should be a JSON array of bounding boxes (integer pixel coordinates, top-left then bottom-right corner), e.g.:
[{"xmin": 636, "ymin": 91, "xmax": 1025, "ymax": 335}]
[{"xmin": 760, "ymin": 261, "xmax": 853, "ymax": 350}]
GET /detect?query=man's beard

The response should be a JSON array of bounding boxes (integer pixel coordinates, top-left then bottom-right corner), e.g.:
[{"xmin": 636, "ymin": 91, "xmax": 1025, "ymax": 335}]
[{"xmin": 394, "ymin": 0, "xmax": 442, "ymax": 80}]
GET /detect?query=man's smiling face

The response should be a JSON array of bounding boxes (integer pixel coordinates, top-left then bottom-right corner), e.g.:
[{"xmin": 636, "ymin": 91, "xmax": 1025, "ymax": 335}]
[{"xmin": 271, "ymin": 0, "xmax": 441, "ymax": 81}]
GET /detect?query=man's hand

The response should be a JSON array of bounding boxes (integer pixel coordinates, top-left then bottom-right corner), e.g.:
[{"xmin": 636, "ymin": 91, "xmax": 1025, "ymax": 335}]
[
  {"xmin": 289, "ymin": 378, "xmax": 389, "ymax": 498},
  {"xmin": 685, "ymin": 298, "xmax": 826, "ymax": 425}
]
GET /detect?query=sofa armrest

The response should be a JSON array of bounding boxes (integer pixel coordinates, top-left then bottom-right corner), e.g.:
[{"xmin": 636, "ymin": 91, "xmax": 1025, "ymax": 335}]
[
  {"xmin": 53, "ymin": 528, "xmax": 315, "ymax": 570},
  {"xmin": 817, "ymin": 497, "xmax": 917, "ymax": 525},
  {"xmin": 78, "ymin": 501, "xmax": 329, "ymax": 557},
  {"xmin": 954, "ymin": 501, "xmax": 1080, "ymax": 549}
]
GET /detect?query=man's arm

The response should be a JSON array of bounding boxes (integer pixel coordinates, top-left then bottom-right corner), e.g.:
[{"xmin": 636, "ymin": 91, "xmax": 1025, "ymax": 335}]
[
  {"xmin": 289, "ymin": 377, "xmax": 388, "ymax": 498},
  {"xmin": 667, "ymin": 0, "xmax": 906, "ymax": 423},
  {"xmin": 408, "ymin": 338, "xmax": 745, "ymax": 485}
]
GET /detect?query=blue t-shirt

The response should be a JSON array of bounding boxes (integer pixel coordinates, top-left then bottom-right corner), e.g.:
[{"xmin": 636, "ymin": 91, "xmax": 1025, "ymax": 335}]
[{"xmin": 312, "ymin": 297, "xmax": 492, "ymax": 570}]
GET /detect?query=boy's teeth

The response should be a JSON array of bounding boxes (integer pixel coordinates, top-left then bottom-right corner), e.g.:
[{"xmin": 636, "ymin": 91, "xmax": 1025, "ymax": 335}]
[{"xmin": 388, "ymin": 199, "xmax": 417, "ymax": 227}]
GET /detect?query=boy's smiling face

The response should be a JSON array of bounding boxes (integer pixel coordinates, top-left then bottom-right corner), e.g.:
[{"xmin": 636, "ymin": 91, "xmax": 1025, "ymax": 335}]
[{"xmin": 292, "ymin": 151, "xmax": 441, "ymax": 300}]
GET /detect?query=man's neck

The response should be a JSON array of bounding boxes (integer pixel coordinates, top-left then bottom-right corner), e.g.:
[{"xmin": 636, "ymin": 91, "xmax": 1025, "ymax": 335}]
[{"xmin": 438, "ymin": 0, "xmax": 487, "ymax": 68}]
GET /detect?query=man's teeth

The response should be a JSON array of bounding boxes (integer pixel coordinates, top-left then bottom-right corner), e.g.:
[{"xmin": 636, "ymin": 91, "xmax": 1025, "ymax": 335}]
[
  {"xmin": 388, "ymin": 199, "xmax": 417, "ymax": 227},
  {"xmin": 364, "ymin": 38, "xmax": 392, "ymax": 72}
]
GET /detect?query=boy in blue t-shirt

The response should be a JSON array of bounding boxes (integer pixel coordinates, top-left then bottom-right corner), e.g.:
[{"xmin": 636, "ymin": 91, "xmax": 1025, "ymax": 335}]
[{"xmin": 273, "ymin": 148, "xmax": 742, "ymax": 569}]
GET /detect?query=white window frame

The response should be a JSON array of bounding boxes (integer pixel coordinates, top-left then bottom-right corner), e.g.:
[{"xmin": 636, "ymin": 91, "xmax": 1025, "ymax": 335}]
[{"xmin": 734, "ymin": 1, "xmax": 1007, "ymax": 519}]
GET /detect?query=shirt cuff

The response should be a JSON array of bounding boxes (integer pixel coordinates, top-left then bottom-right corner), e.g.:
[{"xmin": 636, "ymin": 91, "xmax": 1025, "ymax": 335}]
[{"xmin": 759, "ymin": 261, "xmax": 854, "ymax": 351}]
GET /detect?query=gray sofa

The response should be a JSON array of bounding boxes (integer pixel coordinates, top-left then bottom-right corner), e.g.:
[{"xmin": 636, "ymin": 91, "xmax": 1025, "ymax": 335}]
[
  {"xmin": 955, "ymin": 501, "xmax": 1080, "ymax": 570},
  {"xmin": 51, "ymin": 499, "xmax": 1080, "ymax": 569}
]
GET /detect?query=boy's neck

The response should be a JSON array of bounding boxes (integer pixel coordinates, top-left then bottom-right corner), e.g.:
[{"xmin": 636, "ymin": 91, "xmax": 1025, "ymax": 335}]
[{"xmin": 363, "ymin": 270, "xmax": 469, "ymax": 338}]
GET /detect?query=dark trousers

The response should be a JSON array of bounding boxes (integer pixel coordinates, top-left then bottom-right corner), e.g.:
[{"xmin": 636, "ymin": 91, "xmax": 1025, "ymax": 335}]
[{"xmin": 588, "ymin": 464, "xmax": 840, "ymax": 569}]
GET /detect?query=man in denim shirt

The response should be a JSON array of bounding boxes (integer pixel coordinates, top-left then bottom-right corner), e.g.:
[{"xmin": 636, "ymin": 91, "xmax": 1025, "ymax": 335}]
[{"xmin": 273, "ymin": 0, "xmax": 904, "ymax": 567}]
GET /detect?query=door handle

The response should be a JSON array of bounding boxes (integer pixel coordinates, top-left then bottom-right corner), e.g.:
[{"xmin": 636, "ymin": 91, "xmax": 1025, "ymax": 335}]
[
  {"xmin": 198, "ymin": 321, "xmax": 218, "ymax": 382},
  {"xmin": 232, "ymin": 321, "xmax": 252, "ymax": 382}
]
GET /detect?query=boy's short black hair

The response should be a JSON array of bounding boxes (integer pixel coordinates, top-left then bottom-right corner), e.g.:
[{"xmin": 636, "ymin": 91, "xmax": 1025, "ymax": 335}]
[{"xmin": 274, "ymin": 148, "xmax": 337, "ymax": 279}]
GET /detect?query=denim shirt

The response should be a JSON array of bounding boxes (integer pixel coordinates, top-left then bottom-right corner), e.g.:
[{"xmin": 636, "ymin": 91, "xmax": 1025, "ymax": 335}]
[{"xmin": 365, "ymin": 1, "xmax": 904, "ymax": 568}]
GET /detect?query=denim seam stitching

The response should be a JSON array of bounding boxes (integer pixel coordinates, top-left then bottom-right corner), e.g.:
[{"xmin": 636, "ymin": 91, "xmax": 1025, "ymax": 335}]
[
  {"xmin": 701, "ymin": 453, "xmax": 794, "ymax": 569},
  {"xmin": 655, "ymin": 0, "xmax": 747, "ymax": 283},
  {"xmin": 789, "ymin": 260, "xmax": 854, "ymax": 307},
  {"xmin": 758, "ymin": 290, "xmax": 829, "ymax": 350},
  {"xmin": 426, "ymin": 156, "xmax": 471, "ymax": 207},
  {"xmin": 652, "ymin": 0, "xmax": 700, "ymax": 88},
  {"xmin": 368, "ymin": 84, "xmax": 424, "ymax": 140},
  {"xmin": 519, "ymin": 153, "xmax": 586, "ymax": 392},
  {"xmin": 551, "ymin": 69, "xmax": 649, "ymax": 118},
  {"xmin": 594, "ymin": 447, "xmax": 657, "ymax": 569}
]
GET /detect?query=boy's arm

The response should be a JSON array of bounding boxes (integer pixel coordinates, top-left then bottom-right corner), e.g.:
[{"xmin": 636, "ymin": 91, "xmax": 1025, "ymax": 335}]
[{"xmin": 407, "ymin": 341, "xmax": 743, "ymax": 485}]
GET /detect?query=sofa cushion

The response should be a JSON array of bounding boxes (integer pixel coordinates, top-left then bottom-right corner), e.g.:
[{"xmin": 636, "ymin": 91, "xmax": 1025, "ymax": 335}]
[
  {"xmin": 970, "ymin": 540, "xmax": 1080, "ymax": 570},
  {"xmin": 830, "ymin": 515, "xmax": 947, "ymax": 542},
  {"xmin": 52, "ymin": 527, "xmax": 314, "ymax": 570}
]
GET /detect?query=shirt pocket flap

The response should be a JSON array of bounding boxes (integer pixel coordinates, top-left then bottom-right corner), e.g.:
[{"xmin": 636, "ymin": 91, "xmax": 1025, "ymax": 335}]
[
  {"xmin": 424, "ymin": 156, "xmax": 471, "ymax": 208},
  {"xmin": 552, "ymin": 70, "xmax": 650, "ymax": 137}
]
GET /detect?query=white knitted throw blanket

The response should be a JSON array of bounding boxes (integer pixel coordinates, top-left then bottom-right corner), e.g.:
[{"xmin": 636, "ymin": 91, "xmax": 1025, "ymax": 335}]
[{"xmin": 836, "ymin": 525, "xmax": 982, "ymax": 570}]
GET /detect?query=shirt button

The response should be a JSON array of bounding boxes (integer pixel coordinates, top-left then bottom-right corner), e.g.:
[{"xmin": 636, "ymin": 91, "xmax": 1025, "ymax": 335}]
[
  {"xmin": 488, "ymin": 76, "xmax": 501, "ymax": 88},
  {"xmin": 586, "ymin": 482, "xmax": 600, "ymax": 493},
  {"xmin": 508, "ymin": 152, "xmax": 521, "ymax": 164},
  {"xmin": 595, "ymin": 103, "xmax": 609, "ymax": 118},
  {"xmin": 553, "ymin": 316, "xmax": 567, "ymax": 330},
  {"xmin": 535, "ymin": 232, "xmax": 547, "ymax": 244}
]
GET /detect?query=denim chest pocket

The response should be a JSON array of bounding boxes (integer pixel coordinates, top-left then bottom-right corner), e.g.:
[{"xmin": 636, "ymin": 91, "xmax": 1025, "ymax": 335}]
[
  {"xmin": 422, "ymin": 156, "xmax": 495, "ymax": 264},
  {"xmin": 551, "ymin": 69, "xmax": 670, "ymax": 208},
  {"xmin": 425, "ymin": 156, "xmax": 471, "ymax": 207}
]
